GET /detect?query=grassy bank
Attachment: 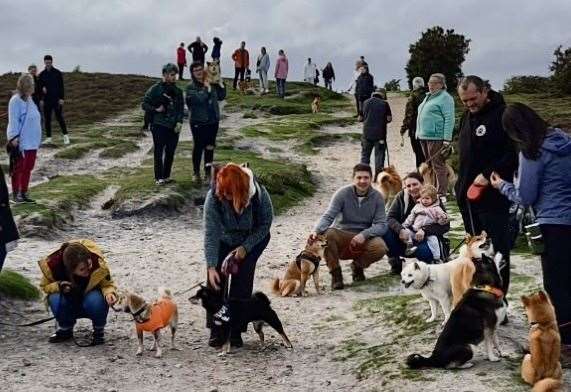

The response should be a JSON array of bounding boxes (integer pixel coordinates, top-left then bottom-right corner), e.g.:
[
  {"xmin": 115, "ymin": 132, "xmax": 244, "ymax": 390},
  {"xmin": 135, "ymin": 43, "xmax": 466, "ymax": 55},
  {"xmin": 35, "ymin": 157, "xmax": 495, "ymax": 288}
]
[{"xmin": 0, "ymin": 270, "xmax": 40, "ymax": 300}]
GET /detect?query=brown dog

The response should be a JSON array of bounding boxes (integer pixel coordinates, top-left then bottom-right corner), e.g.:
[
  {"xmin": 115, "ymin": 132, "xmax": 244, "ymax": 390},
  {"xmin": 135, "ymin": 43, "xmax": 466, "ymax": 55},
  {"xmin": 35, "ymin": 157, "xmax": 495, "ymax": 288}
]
[
  {"xmin": 374, "ymin": 165, "xmax": 402, "ymax": 208},
  {"xmin": 272, "ymin": 235, "xmax": 327, "ymax": 296},
  {"xmin": 311, "ymin": 95, "xmax": 321, "ymax": 113},
  {"xmin": 418, "ymin": 162, "xmax": 457, "ymax": 196},
  {"xmin": 521, "ymin": 291, "xmax": 564, "ymax": 392}
]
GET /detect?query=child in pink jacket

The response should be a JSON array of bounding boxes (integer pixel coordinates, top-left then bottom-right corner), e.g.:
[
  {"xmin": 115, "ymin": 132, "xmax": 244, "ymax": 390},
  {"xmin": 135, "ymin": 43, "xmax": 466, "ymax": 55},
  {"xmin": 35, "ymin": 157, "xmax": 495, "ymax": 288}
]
[{"xmin": 274, "ymin": 50, "xmax": 289, "ymax": 98}]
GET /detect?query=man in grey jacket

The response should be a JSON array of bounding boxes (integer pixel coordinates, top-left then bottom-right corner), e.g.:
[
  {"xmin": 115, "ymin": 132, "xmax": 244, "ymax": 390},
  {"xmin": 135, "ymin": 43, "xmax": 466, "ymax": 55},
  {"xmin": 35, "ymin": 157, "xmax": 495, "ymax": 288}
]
[
  {"xmin": 256, "ymin": 47, "xmax": 270, "ymax": 94},
  {"xmin": 313, "ymin": 163, "xmax": 388, "ymax": 289}
]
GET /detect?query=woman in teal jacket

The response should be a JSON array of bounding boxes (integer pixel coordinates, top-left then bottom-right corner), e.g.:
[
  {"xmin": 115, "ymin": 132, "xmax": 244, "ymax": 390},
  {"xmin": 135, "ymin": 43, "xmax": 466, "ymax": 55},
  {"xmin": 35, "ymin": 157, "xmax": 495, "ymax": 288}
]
[{"xmin": 416, "ymin": 73, "xmax": 455, "ymax": 200}]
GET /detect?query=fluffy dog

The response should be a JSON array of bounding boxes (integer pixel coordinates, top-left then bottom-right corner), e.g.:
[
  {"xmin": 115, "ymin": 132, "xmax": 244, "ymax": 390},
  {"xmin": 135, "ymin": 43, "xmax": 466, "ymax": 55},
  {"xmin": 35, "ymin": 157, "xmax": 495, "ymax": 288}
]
[
  {"xmin": 114, "ymin": 287, "xmax": 179, "ymax": 358},
  {"xmin": 521, "ymin": 291, "xmax": 564, "ymax": 392},
  {"xmin": 189, "ymin": 286, "xmax": 293, "ymax": 355},
  {"xmin": 206, "ymin": 61, "xmax": 222, "ymax": 85},
  {"xmin": 311, "ymin": 95, "xmax": 321, "ymax": 113},
  {"xmin": 401, "ymin": 260, "xmax": 455, "ymax": 325},
  {"xmin": 450, "ymin": 231, "xmax": 495, "ymax": 308},
  {"xmin": 374, "ymin": 165, "xmax": 402, "ymax": 208},
  {"xmin": 418, "ymin": 162, "xmax": 457, "ymax": 196},
  {"xmin": 406, "ymin": 253, "xmax": 507, "ymax": 369},
  {"xmin": 272, "ymin": 235, "xmax": 327, "ymax": 297}
]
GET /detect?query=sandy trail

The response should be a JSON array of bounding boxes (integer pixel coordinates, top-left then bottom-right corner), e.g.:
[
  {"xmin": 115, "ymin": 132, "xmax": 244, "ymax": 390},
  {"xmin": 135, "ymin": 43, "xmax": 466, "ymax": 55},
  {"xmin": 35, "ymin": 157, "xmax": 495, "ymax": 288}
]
[{"xmin": 1, "ymin": 94, "xmax": 569, "ymax": 392}]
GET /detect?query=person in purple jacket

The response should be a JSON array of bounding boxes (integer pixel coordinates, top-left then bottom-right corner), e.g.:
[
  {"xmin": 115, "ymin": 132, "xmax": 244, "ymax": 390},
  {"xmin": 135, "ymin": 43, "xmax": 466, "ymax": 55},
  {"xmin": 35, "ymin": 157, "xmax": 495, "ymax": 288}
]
[{"xmin": 490, "ymin": 103, "xmax": 571, "ymax": 367}]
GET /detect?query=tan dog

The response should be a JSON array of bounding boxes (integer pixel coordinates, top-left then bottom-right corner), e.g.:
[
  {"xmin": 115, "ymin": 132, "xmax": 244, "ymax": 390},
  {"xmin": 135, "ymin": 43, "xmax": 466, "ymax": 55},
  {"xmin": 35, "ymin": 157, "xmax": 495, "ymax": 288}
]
[
  {"xmin": 374, "ymin": 165, "xmax": 402, "ymax": 208},
  {"xmin": 272, "ymin": 235, "xmax": 327, "ymax": 296},
  {"xmin": 449, "ymin": 231, "xmax": 495, "ymax": 307},
  {"xmin": 419, "ymin": 162, "xmax": 457, "ymax": 195},
  {"xmin": 311, "ymin": 95, "xmax": 321, "ymax": 113},
  {"xmin": 114, "ymin": 287, "xmax": 179, "ymax": 358},
  {"xmin": 521, "ymin": 291, "xmax": 564, "ymax": 392},
  {"xmin": 206, "ymin": 61, "xmax": 222, "ymax": 86}
]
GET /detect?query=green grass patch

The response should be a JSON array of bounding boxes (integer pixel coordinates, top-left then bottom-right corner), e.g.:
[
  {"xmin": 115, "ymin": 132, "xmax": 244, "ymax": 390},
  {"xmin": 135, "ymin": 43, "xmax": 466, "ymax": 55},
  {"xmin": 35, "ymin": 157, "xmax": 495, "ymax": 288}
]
[
  {"xmin": 348, "ymin": 272, "xmax": 400, "ymax": 292},
  {"xmin": 0, "ymin": 270, "xmax": 40, "ymax": 300},
  {"xmin": 99, "ymin": 140, "xmax": 140, "ymax": 158}
]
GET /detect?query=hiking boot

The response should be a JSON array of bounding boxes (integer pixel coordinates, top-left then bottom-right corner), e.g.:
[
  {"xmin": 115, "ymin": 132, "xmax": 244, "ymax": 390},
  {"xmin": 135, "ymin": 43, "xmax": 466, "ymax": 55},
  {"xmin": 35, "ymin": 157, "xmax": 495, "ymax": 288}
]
[
  {"xmin": 388, "ymin": 257, "xmax": 403, "ymax": 275},
  {"xmin": 92, "ymin": 329, "xmax": 105, "ymax": 345},
  {"xmin": 330, "ymin": 267, "xmax": 344, "ymax": 290},
  {"xmin": 21, "ymin": 192, "xmax": 35, "ymax": 203},
  {"xmin": 63, "ymin": 135, "xmax": 70, "ymax": 145},
  {"xmin": 351, "ymin": 263, "xmax": 366, "ymax": 282},
  {"xmin": 230, "ymin": 331, "xmax": 243, "ymax": 348},
  {"xmin": 561, "ymin": 345, "xmax": 571, "ymax": 368},
  {"xmin": 48, "ymin": 329, "xmax": 73, "ymax": 343},
  {"xmin": 208, "ymin": 328, "xmax": 225, "ymax": 348}
]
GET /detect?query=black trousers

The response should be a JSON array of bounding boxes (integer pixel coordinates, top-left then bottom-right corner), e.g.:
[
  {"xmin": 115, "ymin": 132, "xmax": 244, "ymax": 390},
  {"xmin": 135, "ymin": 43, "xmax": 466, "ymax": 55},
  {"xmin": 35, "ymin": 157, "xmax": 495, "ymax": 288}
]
[
  {"xmin": 190, "ymin": 122, "xmax": 219, "ymax": 176},
  {"xmin": 233, "ymin": 67, "xmax": 245, "ymax": 89},
  {"xmin": 540, "ymin": 224, "xmax": 571, "ymax": 344},
  {"xmin": 177, "ymin": 63, "xmax": 185, "ymax": 80},
  {"xmin": 206, "ymin": 234, "xmax": 271, "ymax": 333},
  {"xmin": 151, "ymin": 124, "xmax": 179, "ymax": 180},
  {"xmin": 459, "ymin": 204, "xmax": 512, "ymax": 294},
  {"xmin": 409, "ymin": 133, "xmax": 425, "ymax": 169},
  {"xmin": 44, "ymin": 101, "xmax": 68, "ymax": 137}
]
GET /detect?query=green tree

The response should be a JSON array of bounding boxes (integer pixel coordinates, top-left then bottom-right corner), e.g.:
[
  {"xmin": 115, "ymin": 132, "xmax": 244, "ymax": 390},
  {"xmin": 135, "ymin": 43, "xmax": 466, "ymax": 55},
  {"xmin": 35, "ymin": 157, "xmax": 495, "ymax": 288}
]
[
  {"xmin": 384, "ymin": 79, "xmax": 401, "ymax": 92},
  {"xmin": 405, "ymin": 26, "xmax": 471, "ymax": 90},
  {"xmin": 550, "ymin": 45, "xmax": 571, "ymax": 94}
]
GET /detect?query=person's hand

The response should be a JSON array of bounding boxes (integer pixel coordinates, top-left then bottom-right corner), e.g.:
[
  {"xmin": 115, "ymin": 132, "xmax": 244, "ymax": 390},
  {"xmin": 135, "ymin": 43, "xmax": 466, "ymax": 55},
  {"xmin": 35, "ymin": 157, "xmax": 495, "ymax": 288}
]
[
  {"xmin": 208, "ymin": 268, "xmax": 221, "ymax": 291},
  {"xmin": 350, "ymin": 234, "xmax": 366, "ymax": 249},
  {"xmin": 399, "ymin": 229, "xmax": 409, "ymax": 242},
  {"xmin": 490, "ymin": 172, "xmax": 504, "ymax": 189},
  {"xmin": 473, "ymin": 174, "xmax": 489, "ymax": 186},
  {"xmin": 174, "ymin": 122, "xmax": 182, "ymax": 133},
  {"xmin": 42, "ymin": 87, "xmax": 47, "ymax": 95},
  {"xmin": 10, "ymin": 138, "xmax": 19, "ymax": 147},
  {"xmin": 309, "ymin": 232, "xmax": 319, "ymax": 242},
  {"xmin": 105, "ymin": 293, "xmax": 117, "ymax": 305},
  {"xmin": 58, "ymin": 99, "xmax": 64, "ymax": 106},
  {"xmin": 415, "ymin": 229, "xmax": 425, "ymax": 242},
  {"xmin": 443, "ymin": 141, "xmax": 451, "ymax": 147},
  {"xmin": 233, "ymin": 246, "xmax": 247, "ymax": 261},
  {"xmin": 155, "ymin": 105, "xmax": 165, "ymax": 113},
  {"xmin": 58, "ymin": 281, "xmax": 73, "ymax": 294}
]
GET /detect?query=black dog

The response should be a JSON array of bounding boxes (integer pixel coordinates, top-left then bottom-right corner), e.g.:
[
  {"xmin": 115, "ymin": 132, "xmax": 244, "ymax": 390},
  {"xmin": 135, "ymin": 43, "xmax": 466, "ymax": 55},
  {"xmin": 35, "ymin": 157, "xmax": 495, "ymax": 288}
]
[
  {"xmin": 407, "ymin": 253, "xmax": 506, "ymax": 369},
  {"xmin": 189, "ymin": 286, "xmax": 293, "ymax": 354}
]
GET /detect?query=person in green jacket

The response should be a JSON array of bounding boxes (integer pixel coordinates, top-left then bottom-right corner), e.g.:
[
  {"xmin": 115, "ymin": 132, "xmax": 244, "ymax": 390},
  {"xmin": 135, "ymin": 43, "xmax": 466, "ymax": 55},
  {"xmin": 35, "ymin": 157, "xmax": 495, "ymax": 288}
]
[
  {"xmin": 142, "ymin": 63, "xmax": 184, "ymax": 185},
  {"xmin": 416, "ymin": 73, "xmax": 455, "ymax": 201},
  {"xmin": 185, "ymin": 62, "xmax": 226, "ymax": 181}
]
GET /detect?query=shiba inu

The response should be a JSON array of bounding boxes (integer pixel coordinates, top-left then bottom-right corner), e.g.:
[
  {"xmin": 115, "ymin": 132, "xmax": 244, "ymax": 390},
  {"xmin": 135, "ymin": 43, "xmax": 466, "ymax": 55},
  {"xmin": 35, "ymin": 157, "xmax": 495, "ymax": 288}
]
[
  {"xmin": 311, "ymin": 94, "xmax": 321, "ymax": 113},
  {"xmin": 419, "ymin": 161, "xmax": 457, "ymax": 196},
  {"xmin": 374, "ymin": 165, "xmax": 402, "ymax": 208}
]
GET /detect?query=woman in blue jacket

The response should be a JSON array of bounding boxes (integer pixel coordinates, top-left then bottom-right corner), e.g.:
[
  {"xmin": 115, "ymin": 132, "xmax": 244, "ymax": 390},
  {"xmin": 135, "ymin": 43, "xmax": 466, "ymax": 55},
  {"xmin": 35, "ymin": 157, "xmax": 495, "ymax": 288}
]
[{"xmin": 490, "ymin": 103, "xmax": 571, "ymax": 365}]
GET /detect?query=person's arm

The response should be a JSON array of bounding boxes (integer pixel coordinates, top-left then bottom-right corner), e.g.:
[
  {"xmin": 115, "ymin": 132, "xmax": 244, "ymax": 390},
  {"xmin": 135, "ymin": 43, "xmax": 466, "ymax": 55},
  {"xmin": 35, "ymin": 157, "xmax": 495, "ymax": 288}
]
[
  {"xmin": 98, "ymin": 266, "xmax": 117, "ymax": 298},
  {"xmin": 442, "ymin": 93, "xmax": 455, "ymax": 141},
  {"xmin": 386, "ymin": 102, "xmax": 392, "ymax": 123},
  {"xmin": 142, "ymin": 85, "xmax": 158, "ymax": 112},
  {"xmin": 387, "ymin": 193, "xmax": 405, "ymax": 233},
  {"xmin": 500, "ymin": 155, "xmax": 543, "ymax": 207},
  {"xmin": 314, "ymin": 188, "xmax": 345, "ymax": 234},
  {"xmin": 435, "ymin": 206, "xmax": 450, "ymax": 225},
  {"xmin": 360, "ymin": 195, "xmax": 388, "ymax": 238},
  {"xmin": 204, "ymin": 191, "xmax": 223, "ymax": 268},
  {"xmin": 231, "ymin": 50, "xmax": 238, "ymax": 62},
  {"xmin": 402, "ymin": 206, "xmax": 417, "ymax": 228},
  {"xmin": 39, "ymin": 272, "xmax": 60, "ymax": 295},
  {"xmin": 58, "ymin": 70, "xmax": 65, "ymax": 100},
  {"xmin": 242, "ymin": 187, "xmax": 274, "ymax": 253},
  {"xmin": 6, "ymin": 98, "xmax": 21, "ymax": 140},
  {"xmin": 284, "ymin": 58, "xmax": 289, "ymax": 77}
]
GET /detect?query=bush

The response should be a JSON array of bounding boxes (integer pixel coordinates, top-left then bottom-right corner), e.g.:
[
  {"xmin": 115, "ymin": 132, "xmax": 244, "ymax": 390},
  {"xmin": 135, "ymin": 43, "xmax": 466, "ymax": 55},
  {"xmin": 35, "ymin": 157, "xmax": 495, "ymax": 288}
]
[
  {"xmin": 384, "ymin": 79, "xmax": 401, "ymax": 92},
  {"xmin": 503, "ymin": 75, "xmax": 553, "ymax": 94},
  {"xmin": 551, "ymin": 45, "xmax": 571, "ymax": 94}
]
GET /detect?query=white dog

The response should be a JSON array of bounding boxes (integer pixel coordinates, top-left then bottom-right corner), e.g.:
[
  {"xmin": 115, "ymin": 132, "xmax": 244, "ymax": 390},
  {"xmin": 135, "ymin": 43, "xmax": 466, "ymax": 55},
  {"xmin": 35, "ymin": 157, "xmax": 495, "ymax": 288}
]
[{"xmin": 401, "ymin": 260, "xmax": 456, "ymax": 325}]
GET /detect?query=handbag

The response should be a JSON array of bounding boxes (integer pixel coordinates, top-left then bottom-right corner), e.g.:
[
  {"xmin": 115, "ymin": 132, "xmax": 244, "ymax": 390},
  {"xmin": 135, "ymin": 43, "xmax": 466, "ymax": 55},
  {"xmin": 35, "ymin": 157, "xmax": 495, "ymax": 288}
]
[{"xmin": 523, "ymin": 207, "xmax": 544, "ymax": 255}]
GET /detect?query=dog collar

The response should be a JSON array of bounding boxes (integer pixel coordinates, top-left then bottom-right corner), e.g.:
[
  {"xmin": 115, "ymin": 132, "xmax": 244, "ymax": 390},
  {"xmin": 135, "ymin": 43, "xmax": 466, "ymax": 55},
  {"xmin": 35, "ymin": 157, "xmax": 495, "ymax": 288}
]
[
  {"xmin": 474, "ymin": 285, "xmax": 504, "ymax": 299},
  {"xmin": 131, "ymin": 307, "xmax": 148, "ymax": 324}
]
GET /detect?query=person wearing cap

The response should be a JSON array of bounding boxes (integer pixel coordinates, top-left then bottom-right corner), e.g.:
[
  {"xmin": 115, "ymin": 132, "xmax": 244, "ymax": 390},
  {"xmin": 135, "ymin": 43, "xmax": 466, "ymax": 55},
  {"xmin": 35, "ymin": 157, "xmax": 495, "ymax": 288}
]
[
  {"xmin": 142, "ymin": 63, "xmax": 184, "ymax": 185},
  {"xmin": 361, "ymin": 88, "xmax": 392, "ymax": 181},
  {"xmin": 401, "ymin": 76, "xmax": 427, "ymax": 169}
]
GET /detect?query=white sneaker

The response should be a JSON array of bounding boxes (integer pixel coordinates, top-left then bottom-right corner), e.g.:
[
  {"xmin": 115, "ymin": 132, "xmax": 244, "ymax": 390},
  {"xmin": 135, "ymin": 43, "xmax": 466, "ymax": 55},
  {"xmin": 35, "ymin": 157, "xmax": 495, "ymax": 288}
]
[
  {"xmin": 155, "ymin": 179, "xmax": 165, "ymax": 185},
  {"xmin": 63, "ymin": 135, "xmax": 70, "ymax": 145},
  {"xmin": 43, "ymin": 137, "xmax": 52, "ymax": 144}
]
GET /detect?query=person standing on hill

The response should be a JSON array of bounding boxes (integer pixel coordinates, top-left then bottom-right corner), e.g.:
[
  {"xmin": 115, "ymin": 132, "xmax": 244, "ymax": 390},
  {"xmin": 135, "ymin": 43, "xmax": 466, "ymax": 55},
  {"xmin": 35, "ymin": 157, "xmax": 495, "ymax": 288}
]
[
  {"xmin": 176, "ymin": 42, "xmax": 187, "ymax": 80},
  {"xmin": 186, "ymin": 62, "xmax": 226, "ymax": 181},
  {"xmin": 256, "ymin": 47, "xmax": 270, "ymax": 94},
  {"xmin": 274, "ymin": 50, "xmax": 289, "ymax": 98},
  {"xmin": 188, "ymin": 37, "xmax": 208, "ymax": 65},
  {"xmin": 355, "ymin": 65, "xmax": 375, "ymax": 121},
  {"xmin": 347, "ymin": 61, "xmax": 364, "ymax": 117},
  {"xmin": 303, "ymin": 58, "xmax": 317, "ymax": 84},
  {"xmin": 361, "ymin": 88, "xmax": 392, "ymax": 180},
  {"xmin": 142, "ymin": 63, "xmax": 184, "ymax": 185},
  {"xmin": 38, "ymin": 55, "xmax": 69, "ymax": 145},
  {"xmin": 232, "ymin": 41, "xmax": 250, "ymax": 90},
  {"xmin": 401, "ymin": 76, "xmax": 427, "ymax": 169},
  {"xmin": 211, "ymin": 37, "xmax": 223, "ymax": 61},
  {"xmin": 322, "ymin": 62, "xmax": 335, "ymax": 90},
  {"xmin": 27, "ymin": 64, "xmax": 43, "ymax": 109}
]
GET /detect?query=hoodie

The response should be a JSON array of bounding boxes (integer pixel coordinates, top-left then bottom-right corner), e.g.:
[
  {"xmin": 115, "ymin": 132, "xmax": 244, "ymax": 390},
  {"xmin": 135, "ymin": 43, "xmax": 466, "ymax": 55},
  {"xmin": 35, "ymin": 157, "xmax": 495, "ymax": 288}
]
[{"xmin": 499, "ymin": 128, "xmax": 571, "ymax": 226}]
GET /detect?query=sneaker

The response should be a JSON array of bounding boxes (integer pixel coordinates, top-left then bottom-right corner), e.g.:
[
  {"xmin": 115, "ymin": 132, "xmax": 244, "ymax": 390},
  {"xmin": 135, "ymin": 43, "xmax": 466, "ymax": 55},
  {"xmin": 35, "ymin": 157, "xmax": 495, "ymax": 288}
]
[
  {"xmin": 92, "ymin": 329, "xmax": 105, "ymax": 346},
  {"xmin": 63, "ymin": 135, "xmax": 70, "ymax": 145},
  {"xmin": 155, "ymin": 179, "xmax": 165, "ymax": 185},
  {"xmin": 21, "ymin": 192, "xmax": 35, "ymax": 203},
  {"xmin": 48, "ymin": 329, "xmax": 73, "ymax": 343},
  {"xmin": 14, "ymin": 193, "xmax": 26, "ymax": 204},
  {"xmin": 43, "ymin": 137, "xmax": 52, "ymax": 144},
  {"xmin": 163, "ymin": 178, "xmax": 175, "ymax": 184}
]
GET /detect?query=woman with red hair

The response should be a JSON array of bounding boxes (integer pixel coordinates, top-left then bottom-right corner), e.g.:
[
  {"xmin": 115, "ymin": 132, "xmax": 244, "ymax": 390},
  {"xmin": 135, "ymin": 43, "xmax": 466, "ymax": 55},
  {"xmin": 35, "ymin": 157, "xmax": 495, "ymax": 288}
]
[{"xmin": 203, "ymin": 163, "xmax": 273, "ymax": 348}]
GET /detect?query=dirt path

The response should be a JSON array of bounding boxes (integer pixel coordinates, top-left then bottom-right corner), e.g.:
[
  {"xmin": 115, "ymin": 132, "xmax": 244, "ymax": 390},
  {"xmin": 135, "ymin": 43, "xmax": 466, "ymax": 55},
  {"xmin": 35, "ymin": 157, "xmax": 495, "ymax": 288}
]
[{"xmin": 1, "ymin": 94, "xmax": 569, "ymax": 392}]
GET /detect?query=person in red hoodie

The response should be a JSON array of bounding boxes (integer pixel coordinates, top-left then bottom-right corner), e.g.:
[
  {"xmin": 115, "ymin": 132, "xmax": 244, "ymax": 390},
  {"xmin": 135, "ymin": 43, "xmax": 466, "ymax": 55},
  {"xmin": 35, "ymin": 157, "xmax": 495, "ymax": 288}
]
[
  {"xmin": 176, "ymin": 42, "xmax": 187, "ymax": 80},
  {"xmin": 231, "ymin": 41, "xmax": 249, "ymax": 90}
]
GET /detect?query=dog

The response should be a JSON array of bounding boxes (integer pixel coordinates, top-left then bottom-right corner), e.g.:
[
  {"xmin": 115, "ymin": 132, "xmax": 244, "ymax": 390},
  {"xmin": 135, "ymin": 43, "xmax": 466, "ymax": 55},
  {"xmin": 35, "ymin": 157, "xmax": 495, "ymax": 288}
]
[
  {"xmin": 418, "ymin": 162, "xmax": 457, "ymax": 196},
  {"xmin": 189, "ymin": 286, "xmax": 293, "ymax": 355},
  {"xmin": 238, "ymin": 69, "xmax": 253, "ymax": 94},
  {"xmin": 450, "ymin": 231, "xmax": 495, "ymax": 308},
  {"xmin": 401, "ymin": 260, "xmax": 455, "ymax": 325},
  {"xmin": 406, "ymin": 252, "xmax": 507, "ymax": 369},
  {"xmin": 272, "ymin": 235, "xmax": 327, "ymax": 297},
  {"xmin": 311, "ymin": 94, "xmax": 321, "ymax": 113},
  {"xmin": 114, "ymin": 287, "xmax": 179, "ymax": 358},
  {"xmin": 374, "ymin": 165, "xmax": 402, "ymax": 208},
  {"xmin": 521, "ymin": 291, "xmax": 564, "ymax": 392},
  {"xmin": 205, "ymin": 61, "xmax": 222, "ymax": 93}
]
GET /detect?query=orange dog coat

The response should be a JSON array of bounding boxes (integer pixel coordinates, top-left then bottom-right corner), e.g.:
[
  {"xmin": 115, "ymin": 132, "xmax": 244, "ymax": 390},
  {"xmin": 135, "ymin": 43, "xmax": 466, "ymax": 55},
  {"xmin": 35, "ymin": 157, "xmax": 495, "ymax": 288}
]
[{"xmin": 135, "ymin": 299, "xmax": 176, "ymax": 333}]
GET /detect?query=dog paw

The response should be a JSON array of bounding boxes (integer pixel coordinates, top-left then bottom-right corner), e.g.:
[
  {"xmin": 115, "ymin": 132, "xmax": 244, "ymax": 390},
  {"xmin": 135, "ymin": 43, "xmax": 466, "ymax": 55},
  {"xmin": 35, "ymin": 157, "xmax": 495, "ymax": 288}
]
[
  {"xmin": 425, "ymin": 316, "xmax": 436, "ymax": 323},
  {"xmin": 135, "ymin": 349, "xmax": 143, "ymax": 356}
]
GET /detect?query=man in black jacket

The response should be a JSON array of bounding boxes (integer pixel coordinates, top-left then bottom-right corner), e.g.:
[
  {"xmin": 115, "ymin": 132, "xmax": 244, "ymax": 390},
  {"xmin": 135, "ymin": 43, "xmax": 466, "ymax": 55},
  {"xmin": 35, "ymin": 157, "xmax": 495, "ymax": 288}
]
[
  {"xmin": 361, "ymin": 89, "xmax": 392, "ymax": 180},
  {"xmin": 188, "ymin": 37, "xmax": 208, "ymax": 65},
  {"xmin": 355, "ymin": 66, "xmax": 374, "ymax": 121},
  {"xmin": 28, "ymin": 64, "xmax": 43, "ymax": 108},
  {"xmin": 455, "ymin": 75, "xmax": 518, "ymax": 295},
  {"xmin": 38, "ymin": 55, "xmax": 69, "ymax": 144}
]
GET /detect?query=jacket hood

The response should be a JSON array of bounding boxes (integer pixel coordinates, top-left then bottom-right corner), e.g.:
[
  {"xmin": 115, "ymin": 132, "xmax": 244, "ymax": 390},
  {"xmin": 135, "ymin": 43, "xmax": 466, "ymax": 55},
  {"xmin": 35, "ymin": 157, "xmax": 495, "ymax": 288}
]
[{"xmin": 543, "ymin": 128, "xmax": 571, "ymax": 155}]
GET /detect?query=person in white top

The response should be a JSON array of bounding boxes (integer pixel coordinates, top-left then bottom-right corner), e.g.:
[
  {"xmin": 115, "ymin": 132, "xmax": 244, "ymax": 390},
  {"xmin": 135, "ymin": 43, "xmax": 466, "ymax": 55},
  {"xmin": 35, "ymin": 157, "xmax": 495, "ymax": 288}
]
[
  {"xmin": 256, "ymin": 47, "xmax": 271, "ymax": 94},
  {"xmin": 303, "ymin": 58, "xmax": 317, "ymax": 84}
]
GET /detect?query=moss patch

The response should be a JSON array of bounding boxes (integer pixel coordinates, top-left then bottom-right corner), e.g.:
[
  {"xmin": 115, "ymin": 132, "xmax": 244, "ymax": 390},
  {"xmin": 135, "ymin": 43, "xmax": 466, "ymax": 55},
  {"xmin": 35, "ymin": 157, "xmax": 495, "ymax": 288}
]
[{"xmin": 0, "ymin": 270, "xmax": 40, "ymax": 300}]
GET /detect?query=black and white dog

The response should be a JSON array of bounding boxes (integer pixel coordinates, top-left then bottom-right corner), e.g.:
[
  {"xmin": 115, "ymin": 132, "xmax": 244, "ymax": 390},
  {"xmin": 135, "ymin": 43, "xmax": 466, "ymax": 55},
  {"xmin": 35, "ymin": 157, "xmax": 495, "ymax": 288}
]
[
  {"xmin": 189, "ymin": 286, "xmax": 293, "ymax": 355},
  {"xmin": 406, "ymin": 253, "xmax": 507, "ymax": 369}
]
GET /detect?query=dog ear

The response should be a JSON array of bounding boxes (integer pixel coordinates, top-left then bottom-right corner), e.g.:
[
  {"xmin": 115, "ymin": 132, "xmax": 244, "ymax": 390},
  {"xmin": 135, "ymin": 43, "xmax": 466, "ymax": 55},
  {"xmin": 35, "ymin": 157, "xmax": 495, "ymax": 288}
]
[
  {"xmin": 538, "ymin": 291, "xmax": 548, "ymax": 302},
  {"xmin": 480, "ymin": 230, "xmax": 487, "ymax": 238},
  {"xmin": 521, "ymin": 295, "xmax": 530, "ymax": 307}
]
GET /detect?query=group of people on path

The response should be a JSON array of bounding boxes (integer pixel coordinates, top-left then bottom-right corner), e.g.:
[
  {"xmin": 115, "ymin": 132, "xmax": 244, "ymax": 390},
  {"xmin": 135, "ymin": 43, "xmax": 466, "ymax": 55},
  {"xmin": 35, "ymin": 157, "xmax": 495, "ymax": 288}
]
[{"xmin": 303, "ymin": 58, "xmax": 337, "ymax": 90}]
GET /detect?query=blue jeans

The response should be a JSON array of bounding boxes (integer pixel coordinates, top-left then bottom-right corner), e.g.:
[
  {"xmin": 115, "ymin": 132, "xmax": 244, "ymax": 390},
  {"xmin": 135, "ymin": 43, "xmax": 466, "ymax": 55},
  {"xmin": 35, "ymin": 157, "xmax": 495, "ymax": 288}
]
[
  {"xmin": 48, "ymin": 290, "xmax": 109, "ymax": 330},
  {"xmin": 0, "ymin": 244, "xmax": 6, "ymax": 272},
  {"xmin": 361, "ymin": 138, "xmax": 386, "ymax": 180},
  {"xmin": 382, "ymin": 229, "xmax": 434, "ymax": 263},
  {"xmin": 276, "ymin": 78, "xmax": 286, "ymax": 98}
]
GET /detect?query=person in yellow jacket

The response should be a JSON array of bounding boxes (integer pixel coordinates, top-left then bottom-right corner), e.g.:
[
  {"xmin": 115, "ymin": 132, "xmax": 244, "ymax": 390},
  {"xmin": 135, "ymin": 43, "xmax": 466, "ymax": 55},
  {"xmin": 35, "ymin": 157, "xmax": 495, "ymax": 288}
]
[{"xmin": 38, "ymin": 239, "xmax": 117, "ymax": 345}]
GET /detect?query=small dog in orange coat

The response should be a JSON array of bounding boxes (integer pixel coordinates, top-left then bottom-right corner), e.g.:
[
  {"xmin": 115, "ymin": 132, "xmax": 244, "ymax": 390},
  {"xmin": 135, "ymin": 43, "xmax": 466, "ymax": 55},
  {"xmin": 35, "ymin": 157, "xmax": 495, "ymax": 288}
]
[{"xmin": 114, "ymin": 287, "xmax": 179, "ymax": 358}]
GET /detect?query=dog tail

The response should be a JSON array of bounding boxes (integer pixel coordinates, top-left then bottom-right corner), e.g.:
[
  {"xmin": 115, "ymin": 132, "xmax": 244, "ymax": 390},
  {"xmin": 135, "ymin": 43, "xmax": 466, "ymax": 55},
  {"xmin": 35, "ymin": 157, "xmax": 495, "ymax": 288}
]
[
  {"xmin": 406, "ymin": 353, "xmax": 437, "ymax": 369},
  {"xmin": 532, "ymin": 378, "xmax": 563, "ymax": 392},
  {"xmin": 271, "ymin": 278, "xmax": 281, "ymax": 295},
  {"xmin": 253, "ymin": 291, "xmax": 271, "ymax": 306},
  {"xmin": 158, "ymin": 287, "xmax": 173, "ymax": 299}
]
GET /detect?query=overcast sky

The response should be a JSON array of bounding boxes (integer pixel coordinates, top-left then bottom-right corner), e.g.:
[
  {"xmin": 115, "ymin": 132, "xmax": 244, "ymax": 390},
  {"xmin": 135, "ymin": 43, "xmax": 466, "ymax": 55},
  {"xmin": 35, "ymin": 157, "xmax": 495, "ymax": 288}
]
[{"xmin": 1, "ymin": 0, "xmax": 570, "ymax": 91}]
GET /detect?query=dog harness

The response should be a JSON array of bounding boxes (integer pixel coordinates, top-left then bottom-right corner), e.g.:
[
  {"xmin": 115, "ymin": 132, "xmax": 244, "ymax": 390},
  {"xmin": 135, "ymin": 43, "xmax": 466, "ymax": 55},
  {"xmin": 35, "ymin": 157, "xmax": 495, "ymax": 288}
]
[
  {"xmin": 473, "ymin": 285, "xmax": 504, "ymax": 299},
  {"xmin": 135, "ymin": 299, "xmax": 177, "ymax": 333},
  {"xmin": 295, "ymin": 251, "xmax": 321, "ymax": 270}
]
